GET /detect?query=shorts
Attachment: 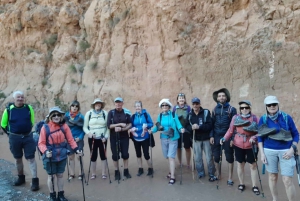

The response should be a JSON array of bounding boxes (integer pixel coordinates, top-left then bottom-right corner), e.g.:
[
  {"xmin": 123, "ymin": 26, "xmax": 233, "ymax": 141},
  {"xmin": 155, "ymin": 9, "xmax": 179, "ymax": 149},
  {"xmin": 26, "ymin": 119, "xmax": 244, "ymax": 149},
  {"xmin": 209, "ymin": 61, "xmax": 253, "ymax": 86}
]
[
  {"xmin": 161, "ymin": 138, "xmax": 178, "ymax": 159},
  {"xmin": 43, "ymin": 158, "xmax": 67, "ymax": 175},
  {"xmin": 212, "ymin": 136, "xmax": 234, "ymax": 163},
  {"xmin": 177, "ymin": 132, "xmax": 192, "ymax": 149},
  {"xmin": 110, "ymin": 135, "xmax": 130, "ymax": 161},
  {"xmin": 264, "ymin": 148, "xmax": 296, "ymax": 177},
  {"xmin": 9, "ymin": 133, "xmax": 36, "ymax": 159},
  {"xmin": 67, "ymin": 140, "xmax": 84, "ymax": 155},
  {"xmin": 233, "ymin": 145, "xmax": 257, "ymax": 164}
]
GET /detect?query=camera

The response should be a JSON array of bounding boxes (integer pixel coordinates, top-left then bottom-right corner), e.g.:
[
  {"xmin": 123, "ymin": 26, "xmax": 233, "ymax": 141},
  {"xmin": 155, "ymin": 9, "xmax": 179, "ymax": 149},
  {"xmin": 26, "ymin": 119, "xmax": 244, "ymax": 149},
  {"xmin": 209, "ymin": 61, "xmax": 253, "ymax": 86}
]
[
  {"xmin": 156, "ymin": 122, "xmax": 164, "ymax": 131},
  {"xmin": 163, "ymin": 128, "xmax": 174, "ymax": 138}
]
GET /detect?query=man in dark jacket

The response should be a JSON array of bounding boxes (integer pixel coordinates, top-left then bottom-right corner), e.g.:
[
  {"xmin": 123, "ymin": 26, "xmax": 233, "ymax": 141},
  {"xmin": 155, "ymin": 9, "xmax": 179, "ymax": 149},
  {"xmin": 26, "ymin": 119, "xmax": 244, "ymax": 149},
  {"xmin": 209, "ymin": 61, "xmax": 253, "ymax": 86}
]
[
  {"xmin": 209, "ymin": 88, "xmax": 237, "ymax": 185},
  {"xmin": 186, "ymin": 97, "xmax": 215, "ymax": 180}
]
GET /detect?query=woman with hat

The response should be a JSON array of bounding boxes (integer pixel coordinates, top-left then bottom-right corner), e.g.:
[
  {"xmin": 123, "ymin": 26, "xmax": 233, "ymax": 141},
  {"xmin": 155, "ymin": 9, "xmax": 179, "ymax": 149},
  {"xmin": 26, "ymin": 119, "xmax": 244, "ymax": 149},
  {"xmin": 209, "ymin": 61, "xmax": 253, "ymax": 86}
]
[
  {"xmin": 83, "ymin": 98, "xmax": 110, "ymax": 180},
  {"xmin": 38, "ymin": 106, "xmax": 83, "ymax": 201},
  {"xmin": 173, "ymin": 93, "xmax": 192, "ymax": 169},
  {"xmin": 257, "ymin": 96, "xmax": 299, "ymax": 201},
  {"xmin": 220, "ymin": 100, "xmax": 260, "ymax": 195},
  {"xmin": 148, "ymin": 98, "xmax": 185, "ymax": 185},
  {"xmin": 64, "ymin": 100, "xmax": 85, "ymax": 180}
]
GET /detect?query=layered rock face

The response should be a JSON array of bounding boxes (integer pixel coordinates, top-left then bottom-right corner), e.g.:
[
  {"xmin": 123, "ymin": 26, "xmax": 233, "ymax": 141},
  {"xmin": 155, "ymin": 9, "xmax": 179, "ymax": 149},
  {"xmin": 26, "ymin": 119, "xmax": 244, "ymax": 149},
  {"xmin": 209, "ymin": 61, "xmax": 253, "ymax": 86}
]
[{"xmin": 0, "ymin": 0, "xmax": 300, "ymax": 124}]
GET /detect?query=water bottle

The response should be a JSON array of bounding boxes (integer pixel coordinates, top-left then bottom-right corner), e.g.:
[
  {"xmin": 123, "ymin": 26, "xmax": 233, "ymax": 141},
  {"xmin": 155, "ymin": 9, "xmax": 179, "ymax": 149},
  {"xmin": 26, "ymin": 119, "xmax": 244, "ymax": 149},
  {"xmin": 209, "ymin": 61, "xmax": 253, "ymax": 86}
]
[{"xmin": 199, "ymin": 118, "xmax": 203, "ymax": 126}]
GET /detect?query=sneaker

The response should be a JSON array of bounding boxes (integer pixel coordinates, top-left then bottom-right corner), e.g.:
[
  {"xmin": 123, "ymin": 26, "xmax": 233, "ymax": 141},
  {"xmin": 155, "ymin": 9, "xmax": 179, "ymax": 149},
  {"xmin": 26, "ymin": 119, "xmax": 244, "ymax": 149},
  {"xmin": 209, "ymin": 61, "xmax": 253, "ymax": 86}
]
[
  {"xmin": 137, "ymin": 168, "xmax": 144, "ymax": 176},
  {"xmin": 115, "ymin": 170, "xmax": 120, "ymax": 181},
  {"xmin": 227, "ymin": 180, "xmax": 234, "ymax": 186},
  {"xmin": 146, "ymin": 168, "xmax": 153, "ymax": 176},
  {"xmin": 243, "ymin": 122, "xmax": 258, "ymax": 132},
  {"xmin": 234, "ymin": 116, "xmax": 250, "ymax": 127},
  {"xmin": 257, "ymin": 124, "xmax": 276, "ymax": 137},
  {"xmin": 124, "ymin": 169, "xmax": 132, "ymax": 179},
  {"xmin": 269, "ymin": 128, "xmax": 293, "ymax": 141}
]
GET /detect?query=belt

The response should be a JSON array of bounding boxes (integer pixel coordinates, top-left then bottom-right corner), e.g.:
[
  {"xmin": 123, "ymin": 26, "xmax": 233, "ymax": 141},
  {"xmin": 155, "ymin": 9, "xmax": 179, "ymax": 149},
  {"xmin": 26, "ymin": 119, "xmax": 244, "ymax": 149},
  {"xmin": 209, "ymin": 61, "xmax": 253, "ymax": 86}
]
[
  {"xmin": 237, "ymin": 133, "xmax": 250, "ymax": 142},
  {"xmin": 8, "ymin": 132, "xmax": 31, "ymax": 138}
]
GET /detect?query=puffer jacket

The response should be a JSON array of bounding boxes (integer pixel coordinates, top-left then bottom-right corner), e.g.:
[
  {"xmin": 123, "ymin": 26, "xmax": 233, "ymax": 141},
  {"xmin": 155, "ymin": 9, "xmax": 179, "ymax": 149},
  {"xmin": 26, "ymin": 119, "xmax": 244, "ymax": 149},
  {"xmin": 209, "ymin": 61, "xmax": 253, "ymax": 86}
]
[
  {"xmin": 186, "ymin": 108, "xmax": 213, "ymax": 141},
  {"xmin": 210, "ymin": 102, "xmax": 237, "ymax": 139}
]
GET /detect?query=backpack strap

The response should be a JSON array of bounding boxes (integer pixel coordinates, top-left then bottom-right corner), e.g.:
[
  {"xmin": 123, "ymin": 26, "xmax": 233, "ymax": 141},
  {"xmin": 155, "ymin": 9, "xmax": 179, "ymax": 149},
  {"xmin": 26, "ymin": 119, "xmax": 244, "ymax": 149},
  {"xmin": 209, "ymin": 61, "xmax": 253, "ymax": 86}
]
[
  {"xmin": 44, "ymin": 124, "xmax": 67, "ymax": 147},
  {"xmin": 144, "ymin": 113, "xmax": 148, "ymax": 123},
  {"xmin": 203, "ymin": 109, "xmax": 208, "ymax": 123},
  {"xmin": 228, "ymin": 105, "xmax": 232, "ymax": 119}
]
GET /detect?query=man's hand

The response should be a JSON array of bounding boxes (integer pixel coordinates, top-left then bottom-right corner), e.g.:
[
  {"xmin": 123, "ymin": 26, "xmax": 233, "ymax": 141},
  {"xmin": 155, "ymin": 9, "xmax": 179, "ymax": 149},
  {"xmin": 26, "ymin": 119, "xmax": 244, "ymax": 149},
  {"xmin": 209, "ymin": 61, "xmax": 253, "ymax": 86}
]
[
  {"xmin": 192, "ymin": 124, "xmax": 199, "ymax": 130},
  {"xmin": 119, "ymin": 123, "xmax": 126, "ymax": 128},
  {"xmin": 115, "ymin": 127, "xmax": 122, "ymax": 132},
  {"xmin": 45, "ymin": 151, "xmax": 52, "ymax": 158},
  {"xmin": 210, "ymin": 137, "xmax": 214, "ymax": 145}
]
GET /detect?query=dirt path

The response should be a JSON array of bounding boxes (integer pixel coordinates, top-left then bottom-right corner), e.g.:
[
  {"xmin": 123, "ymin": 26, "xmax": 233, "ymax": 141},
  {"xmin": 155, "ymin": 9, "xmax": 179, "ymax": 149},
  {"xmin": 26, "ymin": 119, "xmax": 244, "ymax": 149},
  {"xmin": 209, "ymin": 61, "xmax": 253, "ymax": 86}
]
[{"xmin": 0, "ymin": 134, "xmax": 299, "ymax": 201}]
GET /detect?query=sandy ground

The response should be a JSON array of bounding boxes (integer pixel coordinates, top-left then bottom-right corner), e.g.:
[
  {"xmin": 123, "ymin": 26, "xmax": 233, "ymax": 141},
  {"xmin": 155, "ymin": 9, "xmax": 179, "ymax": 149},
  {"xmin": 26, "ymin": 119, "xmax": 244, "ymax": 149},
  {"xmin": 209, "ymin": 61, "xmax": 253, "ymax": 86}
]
[{"xmin": 0, "ymin": 133, "xmax": 299, "ymax": 201}]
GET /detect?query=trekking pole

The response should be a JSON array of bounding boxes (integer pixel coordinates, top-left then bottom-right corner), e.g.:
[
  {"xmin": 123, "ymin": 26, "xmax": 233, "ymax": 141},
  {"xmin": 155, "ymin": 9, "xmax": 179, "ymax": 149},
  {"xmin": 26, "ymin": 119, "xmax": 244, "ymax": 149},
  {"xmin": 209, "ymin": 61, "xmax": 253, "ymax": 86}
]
[
  {"xmin": 216, "ymin": 144, "xmax": 222, "ymax": 190},
  {"xmin": 101, "ymin": 135, "xmax": 111, "ymax": 183},
  {"xmin": 49, "ymin": 155, "xmax": 55, "ymax": 193},
  {"xmin": 79, "ymin": 156, "xmax": 86, "ymax": 201},
  {"xmin": 192, "ymin": 130, "xmax": 195, "ymax": 181},
  {"xmin": 292, "ymin": 145, "xmax": 300, "ymax": 186},
  {"xmin": 116, "ymin": 132, "xmax": 120, "ymax": 184},
  {"xmin": 180, "ymin": 131, "xmax": 184, "ymax": 185},
  {"xmin": 252, "ymin": 144, "xmax": 265, "ymax": 197},
  {"xmin": 66, "ymin": 156, "xmax": 70, "ymax": 182},
  {"xmin": 86, "ymin": 137, "xmax": 94, "ymax": 185},
  {"xmin": 262, "ymin": 164, "xmax": 265, "ymax": 175},
  {"xmin": 150, "ymin": 133, "xmax": 153, "ymax": 178}
]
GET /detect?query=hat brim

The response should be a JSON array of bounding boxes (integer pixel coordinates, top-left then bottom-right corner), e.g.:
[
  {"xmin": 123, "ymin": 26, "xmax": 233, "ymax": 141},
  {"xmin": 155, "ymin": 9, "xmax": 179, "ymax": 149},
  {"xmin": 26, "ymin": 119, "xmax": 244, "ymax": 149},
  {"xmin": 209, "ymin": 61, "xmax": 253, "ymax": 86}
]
[
  {"xmin": 91, "ymin": 102, "xmax": 106, "ymax": 109},
  {"xmin": 238, "ymin": 101, "xmax": 251, "ymax": 106},
  {"xmin": 213, "ymin": 88, "xmax": 231, "ymax": 103}
]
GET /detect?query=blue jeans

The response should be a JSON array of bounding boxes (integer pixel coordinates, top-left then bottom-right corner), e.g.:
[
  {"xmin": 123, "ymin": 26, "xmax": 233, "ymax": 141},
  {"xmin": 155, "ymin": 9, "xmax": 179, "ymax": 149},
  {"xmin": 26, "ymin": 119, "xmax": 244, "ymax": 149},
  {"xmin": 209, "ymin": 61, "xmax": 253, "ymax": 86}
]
[{"xmin": 193, "ymin": 140, "xmax": 215, "ymax": 177}]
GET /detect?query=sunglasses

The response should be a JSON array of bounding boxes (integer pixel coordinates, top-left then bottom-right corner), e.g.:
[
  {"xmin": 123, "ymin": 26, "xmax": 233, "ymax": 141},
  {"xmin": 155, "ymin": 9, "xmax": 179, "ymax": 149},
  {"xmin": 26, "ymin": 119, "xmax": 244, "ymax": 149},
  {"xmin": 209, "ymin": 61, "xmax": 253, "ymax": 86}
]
[
  {"xmin": 178, "ymin": 93, "xmax": 185, "ymax": 96},
  {"xmin": 52, "ymin": 113, "xmax": 62, "ymax": 118},
  {"xmin": 240, "ymin": 106, "xmax": 250, "ymax": 110},
  {"xmin": 161, "ymin": 104, "xmax": 169, "ymax": 107},
  {"xmin": 192, "ymin": 103, "xmax": 200, "ymax": 105},
  {"xmin": 71, "ymin": 105, "xmax": 79, "ymax": 108},
  {"xmin": 266, "ymin": 103, "xmax": 278, "ymax": 107}
]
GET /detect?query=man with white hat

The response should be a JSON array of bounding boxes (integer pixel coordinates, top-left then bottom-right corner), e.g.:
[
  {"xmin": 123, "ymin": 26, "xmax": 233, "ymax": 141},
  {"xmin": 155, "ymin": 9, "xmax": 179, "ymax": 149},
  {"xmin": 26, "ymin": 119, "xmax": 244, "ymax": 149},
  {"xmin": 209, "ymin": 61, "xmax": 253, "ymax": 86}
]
[{"xmin": 257, "ymin": 95, "xmax": 299, "ymax": 201}]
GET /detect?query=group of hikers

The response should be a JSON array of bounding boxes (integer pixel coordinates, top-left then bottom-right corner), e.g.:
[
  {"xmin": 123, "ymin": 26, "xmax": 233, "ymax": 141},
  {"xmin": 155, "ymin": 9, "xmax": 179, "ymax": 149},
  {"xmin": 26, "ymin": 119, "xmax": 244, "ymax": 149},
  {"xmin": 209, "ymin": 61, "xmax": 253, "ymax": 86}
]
[{"xmin": 1, "ymin": 89, "xmax": 299, "ymax": 201}]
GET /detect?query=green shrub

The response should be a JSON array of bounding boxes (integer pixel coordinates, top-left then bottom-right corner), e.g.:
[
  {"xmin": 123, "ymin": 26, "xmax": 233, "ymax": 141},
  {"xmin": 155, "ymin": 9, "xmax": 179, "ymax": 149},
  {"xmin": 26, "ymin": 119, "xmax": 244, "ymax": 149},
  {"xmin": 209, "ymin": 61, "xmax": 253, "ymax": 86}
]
[
  {"xmin": 0, "ymin": 91, "xmax": 6, "ymax": 99},
  {"xmin": 69, "ymin": 64, "xmax": 77, "ymax": 73},
  {"xmin": 41, "ymin": 78, "xmax": 47, "ymax": 86},
  {"xmin": 78, "ymin": 64, "xmax": 85, "ymax": 73},
  {"xmin": 89, "ymin": 61, "xmax": 97, "ymax": 70},
  {"xmin": 71, "ymin": 78, "xmax": 76, "ymax": 84},
  {"xmin": 44, "ymin": 34, "xmax": 58, "ymax": 47},
  {"xmin": 78, "ymin": 40, "xmax": 90, "ymax": 52}
]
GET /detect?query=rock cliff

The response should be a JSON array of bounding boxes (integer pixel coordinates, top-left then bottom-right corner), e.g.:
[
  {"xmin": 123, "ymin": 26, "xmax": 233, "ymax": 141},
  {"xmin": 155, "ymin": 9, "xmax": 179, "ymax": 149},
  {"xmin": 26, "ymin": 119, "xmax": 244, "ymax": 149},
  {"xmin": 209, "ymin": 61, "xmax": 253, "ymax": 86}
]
[{"xmin": 0, "ymin": 0, "xmax": 300, "ymax": 124}]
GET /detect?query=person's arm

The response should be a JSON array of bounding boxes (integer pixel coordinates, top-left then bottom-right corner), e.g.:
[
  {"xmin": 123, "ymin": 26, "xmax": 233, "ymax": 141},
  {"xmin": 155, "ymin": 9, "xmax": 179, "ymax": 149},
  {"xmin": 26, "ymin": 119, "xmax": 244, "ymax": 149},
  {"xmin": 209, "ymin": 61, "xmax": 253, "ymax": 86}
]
[
  {"xmin": 257, "ymin": 117, "xmax": 264, "ymax": 144},
  {"xmin": 1, "ymin": 109, "xmax": 8, "ymax": 134},
  {"xmin": 150, "ymin": 115, "xmax": 159, "ymax": 134},
  {"xmin": 83, "ymin": 111, "xmax": 90, "ymax": 134},
  {"xmin": 64, "ymin": 124, "xmax": 78, "ymax": 152},
  {"xmin": 230, "ymin": 107, "xmax": 237, "ymax": 120},
  {"xmin": 146, "ymin": 112, "xmax": 154, "ymax": 128},
  {"xmin": 28, "ymin": 105, "xmax": 35, "ymax": 127},
  {"xmin": 104, "ymin": 111, "xmax": 110, "ymax": 139},
  {"xmin": 121, "ymin": 114, "xmax": 132, "ymax": 131},
  {"xmin": 288, "ymin": 115, "xmax": 299, "ymax": 145},
  {"xmin": 223, "ymin": 115, "xmax": 236, "ymax": 141},
  {"xmin": 78, "ymin": 114, "xmax": 85, "ymax": 140},
  {"xmin": 38, "ymin": 126, "xmax": 48, "ymax": 154}
]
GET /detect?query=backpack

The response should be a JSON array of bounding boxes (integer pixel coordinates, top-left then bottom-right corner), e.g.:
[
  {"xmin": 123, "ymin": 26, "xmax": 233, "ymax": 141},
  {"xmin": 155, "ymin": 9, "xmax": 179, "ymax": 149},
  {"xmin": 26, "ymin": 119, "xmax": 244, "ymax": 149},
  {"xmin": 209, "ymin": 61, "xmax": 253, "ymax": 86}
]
[
  {"xmin": 6, "ymin": 102, "xmax": 32, "ymax": 122},
  {"xmin": 188, "ymin": 109, "xmax": 209, "ymax": 126},
  {"xmin": 132, "ymin": 112, "xmax": 155, "ymax": 147},
  {"xmin": 261, "ymin": 112, "xmax": 289, "ymax": 130}
]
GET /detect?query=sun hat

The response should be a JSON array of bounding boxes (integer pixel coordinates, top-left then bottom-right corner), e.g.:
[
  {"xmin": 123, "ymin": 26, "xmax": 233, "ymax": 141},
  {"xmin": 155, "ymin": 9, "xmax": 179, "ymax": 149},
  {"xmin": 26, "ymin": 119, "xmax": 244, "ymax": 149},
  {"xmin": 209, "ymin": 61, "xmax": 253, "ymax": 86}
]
[
  {"xmin": 238, "ymin": 100, "xmax": 251, "ymax": 106},
  {"xmin": 212, "ymin": 88, "xmax": 231, "ymax": 103},
  {"xmin": 47, "ymin": 106, "xmax": 65, "ymax": 119},
  {"xmin": 264, "ymin": 96, "xmax": 279, "ymax": 105},
  {"xmin": 91, "ymin": 98, "xmax": 106, "ymax": 109},
  {"xmin": 159, "ymin": 98, "xmax": 172, "ymax": 108}
]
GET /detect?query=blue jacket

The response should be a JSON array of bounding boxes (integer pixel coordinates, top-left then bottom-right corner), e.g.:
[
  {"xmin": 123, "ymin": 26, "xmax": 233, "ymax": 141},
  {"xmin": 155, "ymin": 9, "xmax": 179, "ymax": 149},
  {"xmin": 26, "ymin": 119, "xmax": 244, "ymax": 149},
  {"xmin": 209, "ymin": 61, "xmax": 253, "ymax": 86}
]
[
  {"xmin": 210, "ymin": 102, "xmax": 237, "ymax": 139},
  {"xmin": 64, "ymin": 112, "xmax": 85, "ymax": 140},
  {"xmin": 257, "ymin": 111, "xmax": 299, "ymax": 150},
  {"xmin": 151, "ymin": 110, "xmax": 183, "ymax": 141},
  {"xmin": 131, "ymin": 109, "xmax": 153, "ymax": 141}
]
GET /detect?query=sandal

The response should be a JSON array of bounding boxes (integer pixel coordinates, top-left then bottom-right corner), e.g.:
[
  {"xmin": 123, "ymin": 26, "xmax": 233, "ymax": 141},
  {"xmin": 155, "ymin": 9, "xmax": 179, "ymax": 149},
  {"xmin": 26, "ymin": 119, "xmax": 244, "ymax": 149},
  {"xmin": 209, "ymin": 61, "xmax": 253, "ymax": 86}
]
[
  {"xmin": 102, "ymin": 175, "xmax": 107, "ymax": 179},
  {"xmin": 78, "ymin": 175, "xmax": 82, "ymax": 180},
  {"xmin": 91, "ymin": 174, "xmax": 96, "ymax": 180},
  {"xmin": 168, "ymin": 178, "xmax": 176, "ymax": 185},
  {"xmin": 68, "ymin": 175, "xmax": 75, "ymax": 180},
  {"xmin": 227, "ymin": 180, "xmax": 234, "ymax": 186},
  {"xmin": 208, "ymin": 175, "xmax": 218, "ymax": 182},
  {"xmin": 166, "ymin": 172, "xmax": 171, "ymax": 179},
  {"xmin": 238, "ymin": 184, "xmax": 245, "ymax": 192},
  {"xmin": 252, "ymin": 186, "xmax": 260, "ymax": 195}
]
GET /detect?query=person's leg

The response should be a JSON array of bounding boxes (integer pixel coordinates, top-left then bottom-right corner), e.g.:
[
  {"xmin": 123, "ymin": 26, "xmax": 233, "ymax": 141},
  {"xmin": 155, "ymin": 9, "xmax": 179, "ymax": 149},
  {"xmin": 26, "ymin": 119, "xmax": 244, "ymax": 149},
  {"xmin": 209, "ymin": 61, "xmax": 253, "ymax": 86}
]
[
  {"xmin": 223, "ymin": 140, "xmax": 234, "ymax": 183},
  {"xmin": 56, "ymin": 173, "xmax": 64, "ymax": 192},
  {"xmin": 68, "ymin": 154, "xmax": 75, "ymax": 177},
  {"xmin": 141, "ymin": 139, "xmax": 152, "ymax": 168},
  {"xmin": 194, "ymin": 141, "xmax": 205, "ymax": 178},
  {"xmin": 91, "ymin": 139, "xmax": 101, "ymax": 177},
  {"xmin": 99, "ymin": 140, "xmax": 107, "ymax": 177},
  {"xmin": 269, "ymin": 173, "xmax": 278, "ymax": 200},
  {"xmin": 133, "ymin": 140, "xmax": 143, "ymax": 175},
  {"xmin": 76, "ymin": 140, "xmax": 84, "ymax": 177},
  {"xmin": 282, "ymin": 176, "xmax": 296, "ymax": 201},
  {"xmin": 237, "ymin": 162, "xmax": 245, "ymax": 185},
  {"xmin": 203, "ymin": 140, "xmax": 216, "ymax": 177},
  {"xmin": 212, "ymin": 142, "xmax": 221, "ymax": 178},
  {"xmin": 183, "ymin": 132, "xmax": 192, "ymax": 168},
  {"xmin": 168, "ymin": 139, "xmax": 178, "ymax": 180},
  {"xmin": 185, "ymin": 148, "xmax": 191, "ymax": 168},
  {"xmin": 16, "ymin": 158, "xmax": 24, "ymax": 175},
  {"xmin": 121, "ymin": 137, "xmax": 131, "ymax": 178},
  {"xmin": 177, "ymin": 137, "xmax": 182, "ymax": 166},
  {"xmin": 47, "ymin": 174, "xmax": 56, "ymax": 192}
]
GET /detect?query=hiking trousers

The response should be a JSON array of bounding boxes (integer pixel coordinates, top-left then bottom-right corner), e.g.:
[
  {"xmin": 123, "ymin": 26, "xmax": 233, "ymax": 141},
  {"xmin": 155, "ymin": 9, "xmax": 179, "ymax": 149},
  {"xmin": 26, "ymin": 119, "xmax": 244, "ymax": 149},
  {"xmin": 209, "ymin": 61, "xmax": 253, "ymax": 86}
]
[{"xmin": 193, "ymin": 140, "xmax": 215, "ymax": 177}]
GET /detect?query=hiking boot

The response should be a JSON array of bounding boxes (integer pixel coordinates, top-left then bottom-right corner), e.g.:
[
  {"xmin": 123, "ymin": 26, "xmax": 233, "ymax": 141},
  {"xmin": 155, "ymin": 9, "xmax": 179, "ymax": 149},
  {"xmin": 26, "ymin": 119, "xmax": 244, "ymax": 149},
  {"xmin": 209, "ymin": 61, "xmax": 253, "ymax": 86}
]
[
  {"xmin": 156, "ymin": 122, "xmax": 164, "ymax": 131},
  {"xmin": 243, "ymin": 122, "xmax": 258, "ymax": 133},
  {"xmin": 124, "ymin": 169, "xmax": 132, "ymax": 179},
  {"xmin": 234, "ymin": 116, "xmax": 250, "ymax": 127},
  {"xmin": 147, "ymin": 168, "xmax": 153, "ymax": 176},
  {"xmin": 162, "ymin": 128, "xmax": 174, "ymax": 138},
  {"xmin": 257, "ymin": 124, "xmax": 277, "ymax": 137},
  {"xmin": 137, "ymin": 168, "xmax": 144, "ymax": 176},
  {"xmin": 14, "ymin": 175, "xmax": 25, "ymax": 186},
  {"xmin": 269, "ymin": 128, "xmax": 293, "ymax": 141},
  {"xmin": 31, "ymin": 177, "xmax": 39, "ymax": 191},
  {"xmin": 115, "ymin": 170, "xmax": 121, "ymax": 181},
  {"xmin": 57, "ymin": 191, "xmax": 68, "ymax": 201},
  {"xmin": 49, "ymin": 192, "xmax": 56, "ymax": 201}
]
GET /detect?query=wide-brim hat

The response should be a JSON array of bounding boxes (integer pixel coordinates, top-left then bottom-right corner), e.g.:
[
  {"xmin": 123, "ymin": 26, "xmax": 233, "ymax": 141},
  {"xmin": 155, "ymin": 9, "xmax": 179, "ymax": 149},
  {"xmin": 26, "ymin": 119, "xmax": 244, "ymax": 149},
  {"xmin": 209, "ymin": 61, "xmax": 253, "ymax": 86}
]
[
  {"xmin": 212, "ymin": 88, "xmax": 231, "ymax": 103},
  {"xmin": 159, "ymin": 98, "xmax": 173, "ymax": 108},
  {"xmin": 47, "ymin": 106, "xmax": 65, "ymax": 118},
  {"xmin": 91, "ymin": 98, "xmax": 106, "ymax": 109}
]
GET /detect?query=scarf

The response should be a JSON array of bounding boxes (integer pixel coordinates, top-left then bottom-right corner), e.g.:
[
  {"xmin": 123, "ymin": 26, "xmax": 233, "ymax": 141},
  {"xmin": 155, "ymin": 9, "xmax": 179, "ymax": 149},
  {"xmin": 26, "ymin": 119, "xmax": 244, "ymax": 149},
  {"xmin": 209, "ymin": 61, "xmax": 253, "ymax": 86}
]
[
  {"xmin": 70, "ymin": 111, "xmax": 78, "ymax": 118},
  {"xmin": 268, "ymin": 111, "xmax": 279, "ymax": 121},
  {"xmin": 93, "ymin": 109, "xmax": 102, "ymax": 114},
  {"xmin": 241, "ymin": 113, "xmax": 251, "ymax": 118}
]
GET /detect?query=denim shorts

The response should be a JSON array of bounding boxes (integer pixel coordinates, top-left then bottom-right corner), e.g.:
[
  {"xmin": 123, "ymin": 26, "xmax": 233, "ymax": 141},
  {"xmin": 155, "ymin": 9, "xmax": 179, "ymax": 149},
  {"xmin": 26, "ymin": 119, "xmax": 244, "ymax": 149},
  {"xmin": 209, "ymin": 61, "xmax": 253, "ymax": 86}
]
[
  {"xmin": 43, "ymin": 158, "xmax": 67, "ymax": 175},
  {"xmin": 264, "ymin": 148, "xmax": 296, "ymax": 177},
  {"xmin": 67, "ymin": 140, "xmax": 84, "ymax": 155},
  {"xmin": 9, "ymin": 133, "xmax": 36, "ymax": 159},
  {"xmin": 161, "ymin": 138, "xmax": 178, "ymax": 159}
]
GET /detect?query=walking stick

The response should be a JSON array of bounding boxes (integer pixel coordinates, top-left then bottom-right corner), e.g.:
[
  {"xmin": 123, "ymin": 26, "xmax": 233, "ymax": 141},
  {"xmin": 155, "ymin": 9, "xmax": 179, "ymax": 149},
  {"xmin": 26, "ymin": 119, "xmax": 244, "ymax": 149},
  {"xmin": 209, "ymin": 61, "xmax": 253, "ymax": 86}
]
[
  {"xmin": 180, "ymin": 131, "xmax": 184, "ymax": 184},
  {"xmin": 150, "ymin": 133, "xmax": 153, "ymax": 178},
  {"xmin": 292, "ymin": 145, "xmax": 300, "ymax": 186},
  {"xmin": 252, "ymin": 144, "xmax": 265, "ymax": 197},
  {"xmin": 101, "ymin": 135, "xmax": 111, "ymax": 183},
  {"xmin": 66, "ymin": 156, "xmax": 70, "ymax": 182},
  {"xmin": 192, "ymin": 130, "xmax": 195, "ymax": 181},
  {"xmin": 216, "ymin": 144, "xmax": 222, "ymax": 189},
  {"xmin": 79, "ymin": 156, "xmax": 86, "ymax": 201},
  {"xmin": 86, "ymin": 137, "xmax": 94, "ymax": 185},
  {"xmin": 116, "ymin": 132, "xmax": 121, "ymax": 184},
  {"xmin": 49, "ymin": 155, "xmax": 55, "ymax": 193}
]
